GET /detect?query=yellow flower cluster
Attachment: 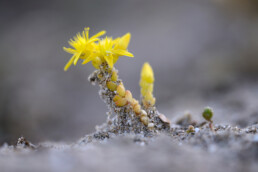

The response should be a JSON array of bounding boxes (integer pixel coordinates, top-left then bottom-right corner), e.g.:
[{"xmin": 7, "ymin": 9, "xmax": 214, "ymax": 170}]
[
  {"xmin": 140, "ymin": 63, "xmax": 156, "ymax": 107},
  {"xmin": 63, "ymin": 27, "xmax": 134, "ymax": 71}
]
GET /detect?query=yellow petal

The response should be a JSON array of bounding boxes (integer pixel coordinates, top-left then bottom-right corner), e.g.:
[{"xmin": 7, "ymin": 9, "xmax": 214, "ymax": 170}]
[
  {"xmin": 119, "ymin": 33, "xmax": 131, "ymax": 49},
  {"xmin": 68, "ymin": 40, "xmax": 77, "ymax": 48},
  {"xmin": 81, "ymin": 53, "xmax": 95, "ymax": 65},
  {"xmin": 87, "ymin": 38, "xmax": 99, "ymax": 43},
  {"xmin": 91, "ymin": 30, "xmax": 106, "ymax": 39},
  {"xmin": 73, "ymin": 53, "xmax": 81, "ymax": 65},
  {"xmin": 63, "ymin": 47, "xmax": 76, "ymax": 54},
  {"xmin": 104, "ymin": 54, "xmax": 114, "ymax": 68},
  {"xmin": 113, "ymin": 50, "xmax": 134, "ymax": 57},
  {"xmin": 85, "ymin": 27, "xmax": 89, "ymax": 40},
  {"xmin": 64, "ymin": 55, "xmax": 76, "ymax": 71},
  {"xmin": 112, "ymin": 54, "xmax": 119, "ymax": 64},
  {"xmin": 113, "ymin": 37, "xmax": 120, "ymax": 45}
]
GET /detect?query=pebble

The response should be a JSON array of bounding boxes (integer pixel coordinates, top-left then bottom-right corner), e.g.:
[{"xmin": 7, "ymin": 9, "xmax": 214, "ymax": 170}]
[{"xmin": 195, "ymin": 128, "xmax": 200, "ymax": 133}]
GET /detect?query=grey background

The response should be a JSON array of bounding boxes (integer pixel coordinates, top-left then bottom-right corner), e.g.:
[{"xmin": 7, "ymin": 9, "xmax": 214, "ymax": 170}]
[{"xmin": 0, "ymin": 0, "xmax": 258, "ymax": 144}]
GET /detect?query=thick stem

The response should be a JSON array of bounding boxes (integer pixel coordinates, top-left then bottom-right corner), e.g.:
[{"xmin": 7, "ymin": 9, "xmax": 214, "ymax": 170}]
[{"xmin": 88, "ymin": 63, "xmax": 170, "ymax": 136}]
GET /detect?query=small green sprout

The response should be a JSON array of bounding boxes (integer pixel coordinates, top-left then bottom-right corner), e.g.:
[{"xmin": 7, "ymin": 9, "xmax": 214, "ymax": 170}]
[
  {"xmin": 202, "ymin": 107, "xmax": 214, "ymax": 131},
  {"xmin": 202, "ymin": 107, "xmax": 213, "ymax": 122}
]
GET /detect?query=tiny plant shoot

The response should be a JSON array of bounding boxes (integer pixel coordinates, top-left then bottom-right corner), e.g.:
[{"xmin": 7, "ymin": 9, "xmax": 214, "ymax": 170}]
[{"xmin": 202, "ymin": 107, "xmax": 214, "ymax": 131}]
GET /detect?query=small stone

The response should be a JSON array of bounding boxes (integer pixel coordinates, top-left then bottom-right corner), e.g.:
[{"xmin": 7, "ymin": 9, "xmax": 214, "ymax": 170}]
[
  {"xmin": 141, "ymin": 110, "xmax": 147, "ymax": 116},
  {"xmin": 159, "ymin": 114, "xmax": 171, "ymax": 124},
  {"xmin": 195, "ymin": 128, "xmax": 200, "ymax": 133},
  {"xmin": 148, "ymin": 123, "xmax": 155, "ymax": 129}
]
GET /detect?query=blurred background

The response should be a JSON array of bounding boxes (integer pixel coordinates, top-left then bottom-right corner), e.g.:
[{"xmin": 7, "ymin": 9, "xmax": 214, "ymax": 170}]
[{"xmin": 0, "ymin": 0, "xmax": 258, "ymax": 144}]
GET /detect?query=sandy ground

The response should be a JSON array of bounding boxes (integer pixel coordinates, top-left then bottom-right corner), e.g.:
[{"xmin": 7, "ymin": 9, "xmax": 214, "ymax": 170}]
[{"xmin": 0, "ymin": 124, "xmax": 257, "ymax": 172}]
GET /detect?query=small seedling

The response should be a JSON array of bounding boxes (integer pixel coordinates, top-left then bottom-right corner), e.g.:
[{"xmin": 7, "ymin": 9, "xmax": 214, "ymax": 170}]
[
  {"xmin": 202, "ymin": 107, "xmax": 214, "ymax": 131},
  {"xmin": 186, "ymin": 125, "xmax": 195, "ymax": 133}
]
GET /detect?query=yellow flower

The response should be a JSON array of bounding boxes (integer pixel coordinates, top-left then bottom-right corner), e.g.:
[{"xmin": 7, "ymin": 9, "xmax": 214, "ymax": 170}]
[
  {"xmin": 63, "ymin": 27, "xmax": 106, "ymax": 71},
  {"xmin": 140, "ymin": 62, "xmax": 155, "ymax": 106},
  {"xmin": 95, "ymin": 34, "xmax": 134, "ymax": 68}
]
